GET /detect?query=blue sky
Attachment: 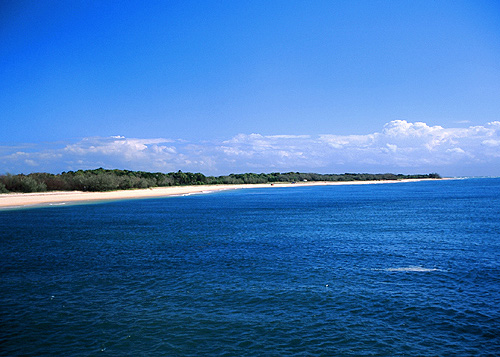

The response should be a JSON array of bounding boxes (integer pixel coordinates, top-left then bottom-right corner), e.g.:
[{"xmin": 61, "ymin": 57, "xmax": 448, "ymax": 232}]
[{"xmin": 1, "ymin": 1, "xmax": 500, "ymax": 176}]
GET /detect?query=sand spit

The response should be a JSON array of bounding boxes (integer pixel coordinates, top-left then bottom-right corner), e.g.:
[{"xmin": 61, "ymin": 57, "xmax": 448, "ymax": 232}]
[{"xmin": 0, "ymin": 179, "xmax": 443, "ymax": 209}]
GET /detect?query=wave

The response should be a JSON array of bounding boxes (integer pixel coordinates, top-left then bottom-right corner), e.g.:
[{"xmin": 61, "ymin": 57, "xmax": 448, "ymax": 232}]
[
  {"xmin": 383, "ymin": 266, "xmax": 442, "ymax": 272},
  {"xmin": 180, "ymin": 190, "xmax": 217, "ymax": 197}
]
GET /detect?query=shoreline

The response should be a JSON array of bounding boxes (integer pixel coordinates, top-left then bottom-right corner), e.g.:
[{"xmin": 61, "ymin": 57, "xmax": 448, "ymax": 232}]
[{"xmin": 0, "ymin": 179, "xmax": 445, "ymax": 209}]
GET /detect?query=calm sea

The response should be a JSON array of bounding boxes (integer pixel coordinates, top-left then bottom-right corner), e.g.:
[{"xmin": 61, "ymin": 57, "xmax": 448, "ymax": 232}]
[{"xmin": 1, "ymin": 178, "xmax": 500, "ymax": 356}]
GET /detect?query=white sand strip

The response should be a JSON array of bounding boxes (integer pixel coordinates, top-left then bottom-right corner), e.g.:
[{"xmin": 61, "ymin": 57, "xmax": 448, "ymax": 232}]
[{"xmin": 0, "ymin": 179, "xmax": 442, "ymax": 209}]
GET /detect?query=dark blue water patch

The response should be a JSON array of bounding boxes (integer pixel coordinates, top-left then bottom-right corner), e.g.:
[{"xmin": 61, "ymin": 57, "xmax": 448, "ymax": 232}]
[{"xmin": 1, "ymin": 179, "xmax": 500, "ymax": 355}]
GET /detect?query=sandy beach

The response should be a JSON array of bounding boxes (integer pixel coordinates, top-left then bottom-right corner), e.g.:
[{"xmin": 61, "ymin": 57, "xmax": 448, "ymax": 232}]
[{"xmin": 0, "ymin": 179, "xmax": 441, "ymax": 209}]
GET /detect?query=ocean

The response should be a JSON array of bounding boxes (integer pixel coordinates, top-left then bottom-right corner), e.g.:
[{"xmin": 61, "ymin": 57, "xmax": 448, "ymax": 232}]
[{"xmin": 1, "ymin": 178, "xmax": 499, "ymax": 356}]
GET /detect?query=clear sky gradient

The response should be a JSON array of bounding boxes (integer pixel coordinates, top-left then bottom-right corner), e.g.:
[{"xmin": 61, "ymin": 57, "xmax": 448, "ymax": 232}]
[{"xmin": 1, "ymin": 1, "xmax": 500, "ymax": 176}]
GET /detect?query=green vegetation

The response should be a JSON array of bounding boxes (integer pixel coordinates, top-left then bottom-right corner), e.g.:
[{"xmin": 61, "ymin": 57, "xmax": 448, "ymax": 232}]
[{"xmin": 0, "ymin": 169, "xmax": 441, "ymax": 193}]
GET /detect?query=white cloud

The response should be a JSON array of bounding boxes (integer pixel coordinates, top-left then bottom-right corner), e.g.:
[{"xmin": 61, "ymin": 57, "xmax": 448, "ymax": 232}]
[
  {"xmin": 446, "ymin": 147, "xmax": 466, "ymax": 154},
  {"xmin": 386, "ymin": 143, "xmax": 398, "ymax": 152},
  {"xmin": 482, "ymin": 139, "xmax": 500, "ymax": 147},
  {"xmin": 213, "ymin": 120, "xmax": 500, "ymax": 175},
  {"xmin": 319, "ymin": 134, "xmax": 377, "ymax": 148},
  {"xmin": 1, "ymin": 121, "xmax": 500, "ymax": 176}
]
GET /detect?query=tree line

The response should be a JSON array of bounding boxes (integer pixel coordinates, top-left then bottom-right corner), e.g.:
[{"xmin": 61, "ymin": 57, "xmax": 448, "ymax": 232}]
[{"xmin": 0, "ymin": 168, "xmax": 441, "ymax": 193}]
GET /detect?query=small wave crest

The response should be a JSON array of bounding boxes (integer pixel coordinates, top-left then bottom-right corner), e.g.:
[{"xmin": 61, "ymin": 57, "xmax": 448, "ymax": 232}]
[
  {"xmin": 371, "ymin": 266, "xmax": 443, "ymax": 272},
  {"xmin": 181, "ymin": 190, "xmax": 215, "ymax": 197}
]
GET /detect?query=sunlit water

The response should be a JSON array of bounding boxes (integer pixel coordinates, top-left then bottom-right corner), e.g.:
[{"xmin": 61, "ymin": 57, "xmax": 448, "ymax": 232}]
[{"xmin": 1, "ymin": 179, "xmax": 500, "ymax": 355}]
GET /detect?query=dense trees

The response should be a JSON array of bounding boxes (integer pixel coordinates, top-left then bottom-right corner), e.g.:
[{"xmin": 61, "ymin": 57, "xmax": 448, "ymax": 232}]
[{"xmin": 0, "ymin": 169, "xmax": 441, "ymax": 193}]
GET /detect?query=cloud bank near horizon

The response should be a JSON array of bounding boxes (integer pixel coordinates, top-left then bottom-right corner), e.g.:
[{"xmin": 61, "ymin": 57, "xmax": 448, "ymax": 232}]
[{"xmin": 2, "ymin": 120, "xmax": 500, "ymax": 176}]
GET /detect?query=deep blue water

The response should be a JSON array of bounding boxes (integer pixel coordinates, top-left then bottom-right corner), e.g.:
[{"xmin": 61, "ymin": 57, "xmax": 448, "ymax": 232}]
[{"xmin": 1, "ymin": 179, "xmax": 500, "ymax": 356}]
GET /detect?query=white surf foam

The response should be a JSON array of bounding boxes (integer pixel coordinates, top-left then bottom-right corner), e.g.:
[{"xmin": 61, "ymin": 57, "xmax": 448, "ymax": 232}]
[{"xmin": 384, "ymin": 266, "xmax": 441, "ymax": 272}]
